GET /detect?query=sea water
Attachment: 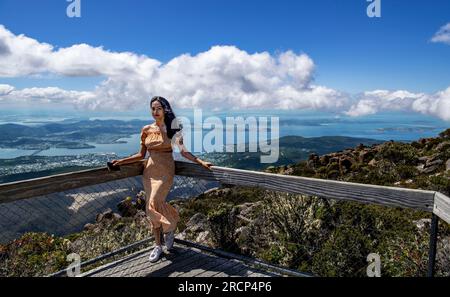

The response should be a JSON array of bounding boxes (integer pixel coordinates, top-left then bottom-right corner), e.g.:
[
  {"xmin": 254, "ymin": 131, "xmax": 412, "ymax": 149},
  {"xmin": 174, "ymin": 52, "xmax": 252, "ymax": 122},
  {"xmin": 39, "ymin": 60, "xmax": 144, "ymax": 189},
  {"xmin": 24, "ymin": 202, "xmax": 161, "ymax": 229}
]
[{"xmin": 0, "ymin": 109, "xmax": 448, "ymax": 159}]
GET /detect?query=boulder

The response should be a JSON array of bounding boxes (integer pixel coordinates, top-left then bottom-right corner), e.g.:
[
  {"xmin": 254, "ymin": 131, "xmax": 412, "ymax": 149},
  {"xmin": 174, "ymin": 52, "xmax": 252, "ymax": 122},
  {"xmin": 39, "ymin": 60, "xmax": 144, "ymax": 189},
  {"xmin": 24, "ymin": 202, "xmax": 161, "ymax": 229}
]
[
  {"xmin": 356, "ymin": 143, "xmax": 365, "ymax": 151},
  {"xmin": 413, "ymin": 218, "xmax": 431, "ymax": 231},
  {"xmin": 421, "ymin": 164, "xmax": 440, "ymax": 174},
  {"xmin": 96, "ymin": 208, "xmax": 113, "ymax": 223},
  {"xmin": 177, "ymin": 213, "xmax": 212, "ymax": 245},
  {"xmin": 339, "ymin": 156, "xmax": 356, "ymax": 174},
  {"xmin": 418, "ymin": 156, "xmax": 429, "ymax": 163},
  {"xmin": 117, "ymin": 197, "xmax": 137, "ymax": 217},
  {"xmin": 186, "ymin": 213, "xmax": 209, "ymax": 233},
  {"xmin": 368, "ymin": 159, "xmax": 378, "ymax": 167},
  {"xmin": 83, "ymin": 223, "xmax": 95, "ymax": 231},
  {"xmin": 426, "ymin": 159, "xmax": 443, "ymax": 167},
  {"xmin": 359, "ymin": 150, "xmax": 375, "ymax": 163},
  {"xmin": 319, "ymin": 155, "xmax": 330, "ymax": 166},
  {"xmin": 435, "ymin": 141, "xmax": 450, "ymax": 152}
]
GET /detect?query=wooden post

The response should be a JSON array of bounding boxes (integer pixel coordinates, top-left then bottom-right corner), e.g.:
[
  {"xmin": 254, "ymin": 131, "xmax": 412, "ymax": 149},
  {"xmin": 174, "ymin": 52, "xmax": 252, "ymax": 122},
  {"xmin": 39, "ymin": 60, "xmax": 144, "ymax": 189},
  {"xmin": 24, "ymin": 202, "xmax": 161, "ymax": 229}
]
[{"xmin": 427, "ymin": 214, "xmax": 439, "ymax": 277}]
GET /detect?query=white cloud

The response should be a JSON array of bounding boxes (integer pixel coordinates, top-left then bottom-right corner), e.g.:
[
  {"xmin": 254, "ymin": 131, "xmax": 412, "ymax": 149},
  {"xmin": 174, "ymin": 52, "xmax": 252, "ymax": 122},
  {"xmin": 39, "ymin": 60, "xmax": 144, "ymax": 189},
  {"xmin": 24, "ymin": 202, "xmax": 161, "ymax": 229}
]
[
  {"xmin": 0, "ymin": 84, "xmax": 14, "ymax": 96},
  {"xmin": 344, "ymin": 88, "xmax": 450, "ymax": 121},
  {"xmin": 0, "ymin": 25, "xmax": 449, "ymax": 122},
  {"xmin": 431, "ymin": 23, "xmax": 450, "ymax": 45},
  {"xmin": 0, "ymin": 24, "xmax": 347, "ymax": 112}
]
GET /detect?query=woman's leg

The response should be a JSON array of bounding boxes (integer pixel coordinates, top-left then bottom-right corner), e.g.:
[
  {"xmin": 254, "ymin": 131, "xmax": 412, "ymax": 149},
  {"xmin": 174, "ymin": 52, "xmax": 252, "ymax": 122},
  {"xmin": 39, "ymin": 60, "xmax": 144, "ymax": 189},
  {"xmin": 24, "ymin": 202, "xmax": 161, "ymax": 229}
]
[
  {"xmin": 153, "ymin": 226, "xmax": 161, "ymax": 246},
  {"xmin": 146, "ymin": 197, "xmax": 163, "ymax": 246}
]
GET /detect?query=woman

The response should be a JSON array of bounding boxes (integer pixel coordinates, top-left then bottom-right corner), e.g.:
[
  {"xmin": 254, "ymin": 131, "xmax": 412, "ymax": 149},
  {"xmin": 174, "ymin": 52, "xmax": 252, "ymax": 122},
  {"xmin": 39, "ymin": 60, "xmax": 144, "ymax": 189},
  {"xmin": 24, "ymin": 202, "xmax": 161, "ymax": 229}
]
[{"xmin": 110, "ymin": 96, "xmax": 213, "ymax": 262}]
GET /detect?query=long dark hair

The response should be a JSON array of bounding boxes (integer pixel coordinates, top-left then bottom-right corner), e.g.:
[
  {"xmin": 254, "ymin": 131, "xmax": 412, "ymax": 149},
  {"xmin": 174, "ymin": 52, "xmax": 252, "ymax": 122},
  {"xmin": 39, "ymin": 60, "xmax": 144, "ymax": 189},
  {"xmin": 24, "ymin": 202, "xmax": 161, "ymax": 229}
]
[{"xmin": 150, "ymin": 96, "xmax": 182, "ymax": 139}]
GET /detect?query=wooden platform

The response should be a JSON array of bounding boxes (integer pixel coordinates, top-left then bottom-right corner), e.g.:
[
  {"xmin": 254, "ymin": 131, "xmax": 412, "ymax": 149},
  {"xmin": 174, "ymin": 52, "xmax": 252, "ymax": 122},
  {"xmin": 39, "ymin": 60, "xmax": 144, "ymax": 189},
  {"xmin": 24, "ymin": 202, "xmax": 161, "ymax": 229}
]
[{"xmin": 80, "ymin": 242, "xmax": 286, "ymax": 277}]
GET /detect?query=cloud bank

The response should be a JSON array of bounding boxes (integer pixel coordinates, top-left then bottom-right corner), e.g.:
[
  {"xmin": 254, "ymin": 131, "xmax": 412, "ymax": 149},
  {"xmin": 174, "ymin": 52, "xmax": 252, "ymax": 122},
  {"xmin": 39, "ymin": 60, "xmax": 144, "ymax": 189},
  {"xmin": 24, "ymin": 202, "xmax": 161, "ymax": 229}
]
[
  {"xmin": 344, "ymin": 88, "xmax": 450, "ymax": 121},
  {"xmin": 431, "ymin": 22, "xmax": 450, "ymax": 45},
  {"xmin": 0, "ymin": 24, "xmax": 449, "ymax": 121}
]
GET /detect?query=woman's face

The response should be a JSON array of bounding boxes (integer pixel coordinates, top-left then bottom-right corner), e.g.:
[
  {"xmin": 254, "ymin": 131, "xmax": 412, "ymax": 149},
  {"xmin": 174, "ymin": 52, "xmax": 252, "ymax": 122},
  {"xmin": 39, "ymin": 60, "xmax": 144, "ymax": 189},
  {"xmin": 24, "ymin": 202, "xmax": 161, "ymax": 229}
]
[{"xmin": 151, "ymin": 100, "xmax": 165, "ymax": 121}]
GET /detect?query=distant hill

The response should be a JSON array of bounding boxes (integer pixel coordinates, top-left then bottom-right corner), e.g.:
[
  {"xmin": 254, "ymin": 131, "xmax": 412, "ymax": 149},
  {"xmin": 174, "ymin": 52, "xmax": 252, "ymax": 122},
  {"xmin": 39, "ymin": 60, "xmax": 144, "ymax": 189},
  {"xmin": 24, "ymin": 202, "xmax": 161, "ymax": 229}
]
[
  {"xmin": 204, "ymin": 135, "xmax": 384, "ymax": 170},
  {"xmin": 0, "ymin": 119, "xmax": 149, "ymax": 150}
]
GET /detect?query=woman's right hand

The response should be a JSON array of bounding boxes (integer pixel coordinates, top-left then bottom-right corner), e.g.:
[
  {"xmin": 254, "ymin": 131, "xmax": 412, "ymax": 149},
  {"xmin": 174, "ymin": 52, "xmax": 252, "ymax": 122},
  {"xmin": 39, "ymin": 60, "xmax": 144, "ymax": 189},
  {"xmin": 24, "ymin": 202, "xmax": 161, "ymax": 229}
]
[{"xmin": 111, "ymin": 159, "xmax": 121, "ymax": 166}]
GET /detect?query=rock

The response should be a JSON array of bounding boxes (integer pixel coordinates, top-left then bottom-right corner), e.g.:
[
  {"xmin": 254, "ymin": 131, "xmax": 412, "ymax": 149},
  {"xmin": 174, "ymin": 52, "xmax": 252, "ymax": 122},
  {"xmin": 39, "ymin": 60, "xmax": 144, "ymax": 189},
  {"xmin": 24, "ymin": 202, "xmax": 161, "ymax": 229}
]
[
  {"xmin": 284, "ymin": 167, "xmax": 294, "ymax": 175},
  {"xmin": 435, "ymin": 141, "xmax": 450, "ymax": 152},
  {"xmin": 83, "ymin": 223, "xmax": 95, "ymax": 231},
  {"xmin": 418, "ymin": 156, "xmax": 429, "ymax": 163},
  {"xmin": 413, "ymin": 218, "xmax": 431, "ymax": 231},
  {"xmin": 95, "ymin": 208, "xmax": 114, "ymax": 223},
  {"xmin": 307, "ymin": 153, "xmax": 320, "ymax": 169},
  {"xmin": 426, "ymin": 159, "xmax": 443, "ymax": 167},
  {"xmin": 368, "ymin": 159, "xmax": 378, "ymax": 167},
  {"xmin": 356, "ymin": 143, "xmax": 365, "ymax": 151},
  {"xmin": 359, "ymin": 150, "xmax": 375, "ymax": 163},
  {"xmin": 308, "ymin": 153, "xmax": 319, "ymax": 161},
  {"xmin": 327, "ymin": 170, "xmax": 340, "ymax": 178},
  {"xmin": 134, "ymin": 210, "xmax": 146, "ymax": 219},
  {"xmin": 329, "ymin": 157, "xmax": 339, "ymax": 164},
  {"xmin": 177, "ymin": 213, "xmax": 212, "ymax": 245},
  {"xmin": 265, "ymin": 166, "xmax": 276, "ymax": 172},
  {"xmin": 319, "ymin": 155, "xmax": 330, "ymax": 166},
  {"xmin": 117, "ymin": 197, "xmax": 137, "ymax": 217},
  {"xmin": 422, "ymin": 165, "xmax": 440, "ymax": 174},
  {"xmin": 339, "ymin": 156, "xmax": 355, "ymax": 174},
  {"xmin": 195, "ymin": 231, "xmax": 211, "ymax": 244},
  {"xmin": 234, "ymin": 226, "xmax": 250, "ymax": 239},
  {"xmin": 342, "ymin": 149, "xmax": 354, "ymax": 155},
  {"xmin": 446, "ymin": 159, "xmax": 450, "ymax": 172},
  {"xmin": 186, "ymin": 213, "xmax": 208, "ymax": 232},
  {"xmin": 439, "ymin": 128, "xmax": 450, "ymax": 139},
  {"xmin": 238, "ymin": 201, "xmax": 261, "ymax": 218},
  {"xmin": 102, "ymin": 209, "xmax": 114, "ymax": 220}
]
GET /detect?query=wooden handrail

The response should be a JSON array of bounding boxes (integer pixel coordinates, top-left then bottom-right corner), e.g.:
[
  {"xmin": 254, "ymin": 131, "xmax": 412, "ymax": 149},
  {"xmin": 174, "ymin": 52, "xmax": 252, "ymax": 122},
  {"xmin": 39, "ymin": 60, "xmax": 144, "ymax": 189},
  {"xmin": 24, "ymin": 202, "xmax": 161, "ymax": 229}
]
[{"xmin": 0, "ymin": 160, "xmax": 449, "ymax": 224}]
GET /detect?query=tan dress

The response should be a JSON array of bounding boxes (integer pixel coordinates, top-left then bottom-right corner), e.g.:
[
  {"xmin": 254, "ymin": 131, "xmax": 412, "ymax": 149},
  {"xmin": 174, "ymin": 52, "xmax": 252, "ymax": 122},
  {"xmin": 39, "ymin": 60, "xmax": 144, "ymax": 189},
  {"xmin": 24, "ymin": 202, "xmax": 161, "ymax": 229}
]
[{"xmin": 140, "ymin": 123, "xmax": 181, "ymax": 233}]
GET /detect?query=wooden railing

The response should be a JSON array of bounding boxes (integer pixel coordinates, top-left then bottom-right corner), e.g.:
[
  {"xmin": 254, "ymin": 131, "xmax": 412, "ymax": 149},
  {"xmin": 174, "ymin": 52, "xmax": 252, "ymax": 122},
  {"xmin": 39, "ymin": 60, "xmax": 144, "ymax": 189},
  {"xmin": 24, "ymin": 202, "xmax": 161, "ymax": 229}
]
[{"xmin": 1, "ymin": 160, "xmax": 449, "ymax": 276}]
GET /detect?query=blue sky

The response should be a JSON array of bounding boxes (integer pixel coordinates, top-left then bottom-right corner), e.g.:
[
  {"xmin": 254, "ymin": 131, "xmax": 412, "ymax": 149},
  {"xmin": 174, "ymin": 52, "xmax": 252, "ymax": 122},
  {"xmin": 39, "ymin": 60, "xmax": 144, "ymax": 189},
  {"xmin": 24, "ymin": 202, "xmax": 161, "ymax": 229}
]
[
  {"xmin": 1, "ymin": 0, "xmax": 449, "ymax": 92},
  {"xmin": 0, "ymin": 0, "xmax": 449, "ymax": 121}
]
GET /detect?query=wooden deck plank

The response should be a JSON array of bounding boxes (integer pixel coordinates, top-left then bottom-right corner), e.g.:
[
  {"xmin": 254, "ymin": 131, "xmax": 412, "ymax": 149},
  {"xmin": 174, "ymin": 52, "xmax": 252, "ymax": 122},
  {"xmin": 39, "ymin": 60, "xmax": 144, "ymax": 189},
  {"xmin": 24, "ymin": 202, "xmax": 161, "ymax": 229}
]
[
  {"xmin": 214, "ymin": 261, "xmax": 257, "ymax": 277},
  {"xmin": 169, "ymin": 254, "xmax": 229, "ymax": 277},
  {"xmin": 177, "ymin": 256, "xmax": 229, "ymax": 277},
  {"xmin": 84, "ymin": 242, "xmax": 285, "ymax": 277},
  {"xmin": 89, "ymin": 245, "xmax": 194, "ymax": 277},
  {"xmin": 158, "ymin": 246, "xmax": 227, "ymax": 277},
  {"xmin": 198, "ymin": 259, "xmax": 244, "ymax": 277},
  {"xmin": 188, "ymin": 257, "xmax": 240, "ymax": 277},
  {"xmin": 149, "ymin": 253, "xmax": 208, "ymax": 277}
]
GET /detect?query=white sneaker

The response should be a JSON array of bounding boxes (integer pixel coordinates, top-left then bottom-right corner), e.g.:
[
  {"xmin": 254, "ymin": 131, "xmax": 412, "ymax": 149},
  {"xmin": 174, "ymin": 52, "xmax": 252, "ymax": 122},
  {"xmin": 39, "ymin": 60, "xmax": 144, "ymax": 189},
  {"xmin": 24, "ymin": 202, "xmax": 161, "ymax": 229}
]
[
  {"xmin": 164, "ymin": 231, "xmax": 175, "ymax": 250},
  {"xmin": 148, "ymin": 245, "xmax": 162, "ymax": 263}
]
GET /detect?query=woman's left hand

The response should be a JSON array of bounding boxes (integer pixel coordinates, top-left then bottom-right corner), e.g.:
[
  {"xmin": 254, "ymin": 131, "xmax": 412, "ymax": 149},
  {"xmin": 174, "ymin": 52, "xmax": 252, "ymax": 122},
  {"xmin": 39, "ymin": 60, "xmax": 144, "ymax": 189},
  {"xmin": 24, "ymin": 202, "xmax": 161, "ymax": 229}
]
[{"xmin": 199, "ymin": 159, "xmax": 213, "ymax": 170}]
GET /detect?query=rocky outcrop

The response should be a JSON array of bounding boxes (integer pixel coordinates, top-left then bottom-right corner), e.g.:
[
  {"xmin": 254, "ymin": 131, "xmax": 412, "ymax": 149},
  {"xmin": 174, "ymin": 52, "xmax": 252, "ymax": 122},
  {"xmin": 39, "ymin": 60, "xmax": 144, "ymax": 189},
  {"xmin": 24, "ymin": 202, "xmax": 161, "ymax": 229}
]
[
  {"xmin": 176, "ymin": 213, "xmax": 212, "ymax": 245},
  {"xmin": 268, "ymin": 128, "xmax": 450, "ymax": 189}
]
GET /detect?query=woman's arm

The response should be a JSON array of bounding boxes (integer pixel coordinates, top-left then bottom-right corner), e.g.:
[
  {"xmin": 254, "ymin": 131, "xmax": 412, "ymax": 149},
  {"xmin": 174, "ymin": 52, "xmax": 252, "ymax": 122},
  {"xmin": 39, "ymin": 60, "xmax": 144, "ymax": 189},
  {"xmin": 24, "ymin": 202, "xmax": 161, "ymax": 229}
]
[
  {"xmin": 174, "ymin": 130, "xmax": 213, "ymax": 170},
  {"xmin": 111, "ymin": 127, "xmax": 148, "ymax": 166}
]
